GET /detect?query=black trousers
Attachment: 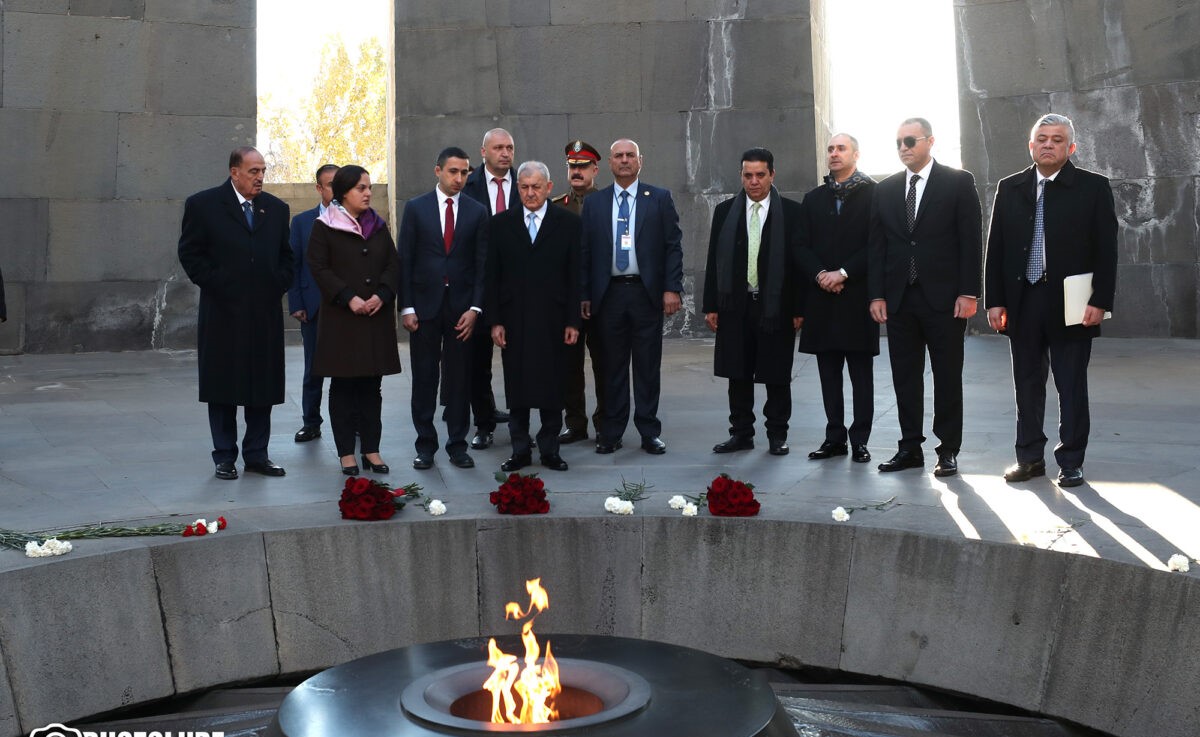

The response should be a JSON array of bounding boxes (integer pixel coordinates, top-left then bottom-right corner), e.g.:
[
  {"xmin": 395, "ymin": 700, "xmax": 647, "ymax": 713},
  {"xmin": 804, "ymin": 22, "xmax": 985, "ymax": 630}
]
[
  {"xmin": 329, "ymin": 376, "xmax": 382, "ymax": 457},
  {"xmin": 208, "ymin": 403, "xmax": 271, "ymax": 465},
  {"xmin": 1009, "ymin": 281, "xmax": 1092, "ymax": 469},
  {"xmin": 469, "ymin": 323, "xmax": 500, "ymax": 432},
  {"xmin": 509, "ymin": 406, "xmax": 562, "ymax": 458},
  {"xmin": 885, "ymin": 284, "xmax": 965, "ymax": 455},
  {"xmin": 596, "ymin": 280, "xmax": 663, "ymax": 444},
  {"xmin": 727, "ymin": 380, "xmax": 790, "ymax": 442},
  {"xmin": 562, "ymin": 317, "xmax": 606, "ymax": 436},
  {"xmin": 816, "ymin": 351, "xmax": 874, "ymax": 446},
  {"xmin": 298, "ymin": 312, "xmax": 324, "ymax": 428},
  {"xmin": 410, "ymin": 291, "xmax": 471, "ymax": 457}
]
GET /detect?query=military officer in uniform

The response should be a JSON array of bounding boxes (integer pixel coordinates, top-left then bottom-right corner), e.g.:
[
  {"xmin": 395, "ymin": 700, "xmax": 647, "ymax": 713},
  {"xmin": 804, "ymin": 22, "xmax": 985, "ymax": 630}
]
[{"xmin": 552, "ymin": 140, "xmax": 606, "ymax": 444}]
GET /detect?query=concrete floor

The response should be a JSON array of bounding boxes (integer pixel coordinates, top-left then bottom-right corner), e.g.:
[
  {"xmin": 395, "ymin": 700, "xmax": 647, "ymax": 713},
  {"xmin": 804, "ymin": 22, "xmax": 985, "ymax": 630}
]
[{"xmin": 1, "ymin": 335, "xmax": 1197, "ymax": 572}]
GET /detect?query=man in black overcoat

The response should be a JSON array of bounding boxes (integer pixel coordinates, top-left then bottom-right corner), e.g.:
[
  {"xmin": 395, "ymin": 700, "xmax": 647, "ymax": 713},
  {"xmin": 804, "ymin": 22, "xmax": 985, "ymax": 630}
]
[
  {"xmin": 868, "ymin": 118, "xmax": 982, "ymax": 478},
  {"xmin": 702, "ymin": 147, "xmax": 803, "ymax": 456},
  {"xmin": 178, "ymin": 146, "xmax": 293, "ymax": 480},
  {"xmin": 985, "ymin": 114, "xmax": 1118, "ymax": 488},
  {"xmin": 486, "ymin": 161, "xmax": 581, "ymax": 472},
  {"xmin": 797, "ymin": 134, "xmax": 879, "ymax": 463}
]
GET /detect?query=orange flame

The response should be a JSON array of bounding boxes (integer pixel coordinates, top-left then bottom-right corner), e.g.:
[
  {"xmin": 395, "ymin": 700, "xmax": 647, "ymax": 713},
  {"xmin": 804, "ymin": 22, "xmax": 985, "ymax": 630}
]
[{"xmin": 484, "ymin": 578, "xmax": 561, "ymax": 723}]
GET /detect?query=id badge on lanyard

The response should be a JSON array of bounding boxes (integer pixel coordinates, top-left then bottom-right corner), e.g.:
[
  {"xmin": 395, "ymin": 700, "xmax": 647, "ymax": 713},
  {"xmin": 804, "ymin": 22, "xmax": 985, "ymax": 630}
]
[{"xmin": 620, "ymin": 233, "xmax": 633, "ymax": 251}]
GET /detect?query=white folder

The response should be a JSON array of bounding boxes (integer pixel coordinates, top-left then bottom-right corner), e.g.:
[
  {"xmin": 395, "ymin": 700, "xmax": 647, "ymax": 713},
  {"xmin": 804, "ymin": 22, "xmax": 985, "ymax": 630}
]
[{"xmin": 1063, "ymin": 273, "xmax": 1112, "ymax": 326}]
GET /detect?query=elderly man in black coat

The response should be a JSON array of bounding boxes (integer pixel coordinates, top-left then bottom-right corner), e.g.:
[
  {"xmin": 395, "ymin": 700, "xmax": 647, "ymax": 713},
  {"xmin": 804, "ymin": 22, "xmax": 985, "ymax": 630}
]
[
  {"xmin": 178, "ymin": 146, "xmax": 294, "ymax": 480},
  {"xmin": 797, "ymin": 134, "xmax": 879, "ymax": 464},
  {"xmin": 486, "ymin": 161, "xmax": 581, "ymax": 472},
  {"xmin": 702, "ymin": 147, "xmax": 804, "ymax": 456}
]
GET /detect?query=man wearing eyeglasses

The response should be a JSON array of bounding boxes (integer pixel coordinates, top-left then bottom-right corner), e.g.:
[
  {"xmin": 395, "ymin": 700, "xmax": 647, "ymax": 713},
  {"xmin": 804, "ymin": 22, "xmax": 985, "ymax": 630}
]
[
  {"xmin": 867, "ymin": 118, "xmax": 982, "ymax": 477},
  {"xmin": 984, "ymin": 114, "xmax": 1117, "ymax": 488},
  {"xmin": 178, "ymin": 146, "xmax": 294, "ymax": 480}
]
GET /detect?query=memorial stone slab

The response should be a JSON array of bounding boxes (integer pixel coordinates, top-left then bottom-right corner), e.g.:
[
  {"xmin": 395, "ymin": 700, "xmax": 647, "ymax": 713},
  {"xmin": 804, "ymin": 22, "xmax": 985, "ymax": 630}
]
[
  {"xmin": 48, "ymin": 200, "xmax": 182, "ymax": 281},
  {"xmin": 145, "ymin": 22, "xmax": 255, "ymax": 116},
  {"xmin": 0, "ymin": 110, "xmax": 117, "ymax": 199},
  {"xmin": 116, "ymin": 113, "xmax": 255, "ymax": 200},
  {"xmin": 956, "ymin": 1, "xmax": 1072, "ymax": 98},
  {"xmin": 22, "ymin": 280, "xmax": 157, "ymax": 352},
  {"xmin": 394, "ymin": 28, "xmax": 501, "ymax": 117},
  {"xmin": 68, "ymin": 0, "xmax": 145, "ymax": 19},
  {"xmin": 0, "ymin": 199, "xmax": 48, "ymax": 282},
  {"xmin": 144, "ymin": 0, "xmax": 254, "ymax": 27}
]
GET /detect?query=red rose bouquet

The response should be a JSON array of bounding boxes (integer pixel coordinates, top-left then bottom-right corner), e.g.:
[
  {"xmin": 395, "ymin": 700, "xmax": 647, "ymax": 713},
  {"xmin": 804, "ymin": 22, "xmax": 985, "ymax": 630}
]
[
  {"xmin": 339, "ymin": 477, "xmax": 403, "ymax": 520},
  {"xmin": 490, "ymin": 471, "xmax": 550, "ymax": 515},
  {"xmin": 704, "ymin": 473, "xmax": 760, "ymax": 517}
]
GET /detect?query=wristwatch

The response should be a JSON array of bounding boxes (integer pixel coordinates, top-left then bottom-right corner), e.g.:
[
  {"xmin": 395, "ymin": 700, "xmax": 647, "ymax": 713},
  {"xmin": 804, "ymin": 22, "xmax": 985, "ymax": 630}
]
[{"xmin": 838, "ymin": 268, "xmax": 848, "ymax": 279}]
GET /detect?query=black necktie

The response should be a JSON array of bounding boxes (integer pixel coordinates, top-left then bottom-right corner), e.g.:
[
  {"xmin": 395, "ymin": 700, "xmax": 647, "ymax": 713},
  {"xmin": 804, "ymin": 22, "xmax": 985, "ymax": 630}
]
[{"xmin": 905, "ymin": 174, "xmax": 919, "ymax": 283}]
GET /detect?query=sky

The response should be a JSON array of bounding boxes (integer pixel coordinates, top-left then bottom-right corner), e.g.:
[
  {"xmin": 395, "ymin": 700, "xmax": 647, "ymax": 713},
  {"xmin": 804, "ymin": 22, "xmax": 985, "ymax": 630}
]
[{"xmin": 256, "ymin": 0, "xmax": 961, "ymax": 178}]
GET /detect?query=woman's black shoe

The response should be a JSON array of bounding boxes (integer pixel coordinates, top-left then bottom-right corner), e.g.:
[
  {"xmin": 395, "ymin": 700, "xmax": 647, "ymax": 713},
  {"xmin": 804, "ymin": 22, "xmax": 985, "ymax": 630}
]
[
  {"xmin": 341, "ymin": 464, "xmax": 360, "ymax": 476},
  {"xmin": 361, "ymin": 455, "xmax": 390, "ymax": 474}
]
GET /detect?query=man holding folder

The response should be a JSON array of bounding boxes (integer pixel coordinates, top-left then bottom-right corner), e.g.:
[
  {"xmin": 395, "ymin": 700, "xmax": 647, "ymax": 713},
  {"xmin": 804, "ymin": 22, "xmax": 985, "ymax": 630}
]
[{"xmin": 985, "ymin": 114, "xmax": 1118, "ymax": 488}]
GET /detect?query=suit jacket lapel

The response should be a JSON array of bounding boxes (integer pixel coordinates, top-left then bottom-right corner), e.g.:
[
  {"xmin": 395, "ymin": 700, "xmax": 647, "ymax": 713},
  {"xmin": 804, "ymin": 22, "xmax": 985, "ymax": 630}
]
[
  {"xmin": 911, "ymin": 164, "xmax": 939, "ymax": 232},
  {"xmin": 222, "ymin": 181, "xmax": 253, "ymax": 233},
  {"xmin": 634, "ymin": 187, "xmax": 649, "ymax": 242}
]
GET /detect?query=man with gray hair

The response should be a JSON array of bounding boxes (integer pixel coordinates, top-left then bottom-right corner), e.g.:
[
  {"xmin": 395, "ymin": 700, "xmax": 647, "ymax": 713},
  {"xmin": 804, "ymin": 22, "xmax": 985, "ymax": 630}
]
[
  {"xmin": 485, "ymin": 161, "xmax": 582, "ymax": 472},
  {"xmin": 985, "ymin": 113, "xmax": 1118, "ymax": 488}
]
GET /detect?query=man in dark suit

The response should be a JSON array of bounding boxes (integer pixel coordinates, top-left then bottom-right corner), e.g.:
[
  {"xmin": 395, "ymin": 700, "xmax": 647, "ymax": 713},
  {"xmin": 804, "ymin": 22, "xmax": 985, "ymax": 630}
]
[
  {"xmin": 581, "ymin": 138, "xmax": 684, "ymax": 455},
  {"xmin": 398, "ymin": 146, "xmax": 489, "ymax": 470},
  {"xmin": 486, "ymin": 161, "xmax": 581, "ymax": 472},
  {"xmin": 868, "ymin": 118, "xmax": 982, "ymax": 477},
  {"xmin": 703, "ymin": 147, "xmax": 803, "ymax": 456},
  {"xmin": 461, "ymin": 128, "xmax": 519, "ymax": 450},
  {"xmin": 985, "ymin": 114, "xmax": 1118, "ymax": 488},
  {"xmin": 287, "ymin": 163, "xmax": 338, "ymax": 443},
  {"xmin": 551, "ymin": 139, "xmax": 605, "ymax": 445},
  {"xmin": 178, "ymin": 146, "xmax": 294, "ymax": 480},
  {"xmin": 797, "ymin": 134, "xmax": 879, "ymax": 464}
]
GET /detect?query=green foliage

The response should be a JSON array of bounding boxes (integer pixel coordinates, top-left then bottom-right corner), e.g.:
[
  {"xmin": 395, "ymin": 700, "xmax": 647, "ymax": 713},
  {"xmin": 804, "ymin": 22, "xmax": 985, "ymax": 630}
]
[{"xmin": 259, "ymin": 36, "xmax": 389, "ymax": 183}]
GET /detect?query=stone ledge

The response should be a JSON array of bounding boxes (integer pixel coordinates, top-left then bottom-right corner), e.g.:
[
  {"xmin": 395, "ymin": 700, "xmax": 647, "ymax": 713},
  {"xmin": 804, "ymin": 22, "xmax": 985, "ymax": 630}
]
[{"xmin": 0, "ymin": 514, "xmax": 1196, "ymax": 736}]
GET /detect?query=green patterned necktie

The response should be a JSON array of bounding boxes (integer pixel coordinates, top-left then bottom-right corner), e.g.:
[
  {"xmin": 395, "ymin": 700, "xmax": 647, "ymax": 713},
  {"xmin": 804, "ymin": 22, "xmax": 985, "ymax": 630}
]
[{"xmin": 747, "ymin": 202, "xmax": 762, "ymax": 290}]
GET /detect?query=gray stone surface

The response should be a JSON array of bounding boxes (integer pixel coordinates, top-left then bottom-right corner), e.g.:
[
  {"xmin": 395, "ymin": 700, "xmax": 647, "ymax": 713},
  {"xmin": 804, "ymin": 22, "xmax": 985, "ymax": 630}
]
[
  {"xmin": 639, "ymin": 22, "xmax": 708, "ymax": 113},
  {"xmin": 2, "ymin": 13, "xmax": 147, "ymax": 112},
  {"xmin": 550, "ymin": 0, "xmax": 690, "ymax": 25},
  {"xmin": 0, "ymin": 199, "xmax": 48, "ymax": 282},
  {"xmin": 641, "ymin": 517, "xmax": 852, "ymax": 669},
  {"xmin": 956, "ymin": 1, "xmax": 1072, "ymax": 98},
  {"xmin": 143, "ymin": 0, "xmax": 254, "ymax": 26},
  {"xmin": 116, "ymin": 113, "xmax": 255, "ymax": 200},
  {"xmin": 393, "ymin": 28, "xmax": 501, "ymax": 117},
  {"xmin": 1040, "ymin": 555, "xmax": 1200, "ymax": 734},
  {"xmin": 1063, "ymin": 0, "xmax": 1200, "ymax": 90},
  {"xmin": 841, "ymin": 530, "xmax": 1068, "ymax": 712},
  {"xmin": 0, "ymin": 655, "xmax": 15, "ymax": 737},
  {"xmin": 0, "ymin": 548, "xmax": 173, "ymax": 731},
  {"xmin": 476, "ymin": 516, "xmax": 644, "ymax": 638},
  {"xmin": 150, "ymin": 534, "xmax": 279, "ymax": 693},
  {"xmin": 393, "ymin": 0, "xmax": 487, "ymax": 29},
  {"xmin": 264, "ymin": 520, "xmax": 480, "ymax": 674},
  {"xmin": 22, "ymin": 281, "xmax": 157, "ymax": 352},
  {"xmin": 69, "ymin": 0, "xmax": 145, "ymax": 18},
  {"xmin": 145, "ymin": 22, "xmax": 255, "ymax": 116},
  {"xmin": 2, "ymin": 1, "xmax": 68, "ymax": 12},
  {"xmin": 0, "ymin": 283, "xmax": 25, "ymax": 354},
  {"xmin": 484, "ymin": 0, "xmax": 550, "ymax": 27},
  {"xmin": 0, "ymin": 110, "xmax": 118, "ymax": 199},
  {"xmin": 47, "ymin": 200, "xmax": 183, "ymax": 282}
]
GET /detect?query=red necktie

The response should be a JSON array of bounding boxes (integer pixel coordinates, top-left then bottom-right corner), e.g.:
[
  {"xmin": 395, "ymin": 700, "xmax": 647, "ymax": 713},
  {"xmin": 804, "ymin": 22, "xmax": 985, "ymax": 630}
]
[
  {"xmin": 493, "ymin": 177, "xmax": 506, "ymax": 213},
  {"xmin": 443, "ymin": 198, "xmax": 454, "ymax": 254}
]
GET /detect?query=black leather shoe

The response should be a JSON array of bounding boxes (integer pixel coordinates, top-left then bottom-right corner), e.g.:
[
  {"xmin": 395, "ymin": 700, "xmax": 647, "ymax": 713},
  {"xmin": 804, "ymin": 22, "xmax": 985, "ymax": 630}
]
[
  {"xmin": 558, "ymin": 428, "xmax": 588, "ymax": 444},
  {"xmin": 412, "ymin": 455, "xmax": 433, "ymax": 470},
  {"xmin": 214, "ymin": 461, "xmax": 238, "ymax": 480},
  {"xmin": 1004, "ymin": 459, "xmax": 1046, "ymax": 482},
  {"xmin": 341, "ymin": 464, "xmax": 360, "ymax": 476},
  {"xmin": 768, "ymin": 440, "xmax": 790, "ymax": 456},
  {"xmin": 294, "ymin": 425, "xmax": 321, "ymax": 442},
  {"xmin": 244, "ymin": 460, "xmax": 286, "ymax": 477},
  {"xmin": 449, "ymin": 453, "xmax": 475, "ymax": 469},
  {"xmin": 641, "ymin": 437, "xmax": 667, "ymax": 455},
  {"xmin": 713, "ymin": 436, "xmax": 754, "ymax": 453},
  {"xmin": 494, "ymin": 409, "xmax": 510, "ymax": 423},
  {"xmin": 878, "ymin": 450, "xmax": 924, "ymax": 472},
  {"xmin": 501, "ymin": 453, "xmax": 532, "ymax": 472},
  {"xmin": 595, "ymin": 440, "xmax": 623, "ymax": 454},
  {"xmin": 361, "ymin": 455, "xmax": 389, "ymax": 474},
  {"xmin": 471, "ymin": 431, "xmax": 494, "ymax": 450},
  {"xmin": 541, "ymin": 454, "xmax": 569, "ymax": 471},
  {"xmin": 808, "ymin": 440, "xmax": 849, "ymax": 460},
  {"xmin": 1057, "ymin": 467, "xmax": 1085, "ymax": 487},
  {"xmin": 933, "ymin": 452, "xmax": 958, "ymax": 477},
  {"xmin": 852, "ymin": 444, "xmax": 871, "ymax": 463}
]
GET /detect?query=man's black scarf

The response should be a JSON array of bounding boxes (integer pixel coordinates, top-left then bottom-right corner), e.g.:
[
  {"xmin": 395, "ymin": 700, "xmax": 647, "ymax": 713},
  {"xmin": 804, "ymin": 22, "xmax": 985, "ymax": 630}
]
[
  {"xmin": 824, "ymin": 169, "xmax": 874, "ymax": 205},
  {"xmin": 715, "ymin": 186, "xmax": 785, "ymax": 331}
]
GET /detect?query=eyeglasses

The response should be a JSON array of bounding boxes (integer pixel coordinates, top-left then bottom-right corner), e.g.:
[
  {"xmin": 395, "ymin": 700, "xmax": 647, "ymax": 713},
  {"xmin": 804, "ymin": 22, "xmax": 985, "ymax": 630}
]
[{"xmin": 895, "ymin": 136, "xmax": 930, "ymax": 150}]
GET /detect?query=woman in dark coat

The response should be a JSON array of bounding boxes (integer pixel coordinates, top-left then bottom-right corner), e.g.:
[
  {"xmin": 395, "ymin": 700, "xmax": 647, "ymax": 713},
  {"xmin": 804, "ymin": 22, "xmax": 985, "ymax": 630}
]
[
  {"xmin": 307, "ymin": 165, "xmax": 402, "ymax": 475},
  {"xmin": 796, "ymin": 143, "xmax": 879, "ymax": 461}
]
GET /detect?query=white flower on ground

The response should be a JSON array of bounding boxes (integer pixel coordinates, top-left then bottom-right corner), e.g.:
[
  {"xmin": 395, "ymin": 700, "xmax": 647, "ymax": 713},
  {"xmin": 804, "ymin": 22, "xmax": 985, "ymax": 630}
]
[
  {"xmin": 604, "ymin": 497, "xmax": 634, "ymax": 515},
  {"xmin": 682, "ymin": 502, "xmax": 698, "ymax": 517},
  {"xmin": 25, "ymin": 538, "xmax": 73, "ymax": 558},
  {"xmin": 832, "ymin": 507, "xmax": 851, "ymax": 522},
  {"xmin": 428, "ymin": 499, "xmax": 447, "ymax": 516},
  {"xmin": 1167, "ymin": 554, "xmax": 1190, "ymax": 572},
  {"xmin": 668, "ymin": 495, "xmax": 687, "ymax": 510},
  {"xmin": 194, "ymin": 518, "xmax": 208, "ymax": 529},
  {"xmin": 206, "ymin": 520, "xmax": 219, "ymax": 534}
]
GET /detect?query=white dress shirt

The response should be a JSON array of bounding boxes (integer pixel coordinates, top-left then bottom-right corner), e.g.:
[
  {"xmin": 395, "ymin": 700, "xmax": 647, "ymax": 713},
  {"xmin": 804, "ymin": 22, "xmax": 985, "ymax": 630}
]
[{"xmin": 611, "ymin": 180, "xmax": 640, "ymax": 276}]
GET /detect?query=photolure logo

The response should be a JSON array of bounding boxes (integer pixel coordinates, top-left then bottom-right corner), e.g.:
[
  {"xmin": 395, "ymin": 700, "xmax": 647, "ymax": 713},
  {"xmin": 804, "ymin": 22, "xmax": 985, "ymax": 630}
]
[{"xmin": 30, "ymin": 725, "xmax": 224, "ymax": 737}]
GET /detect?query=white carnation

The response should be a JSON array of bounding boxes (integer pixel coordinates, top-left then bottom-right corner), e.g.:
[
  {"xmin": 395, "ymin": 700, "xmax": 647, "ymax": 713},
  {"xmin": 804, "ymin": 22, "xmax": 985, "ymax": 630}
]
[
  {"xmin": 682, "ymin": 502, "xmax": 698, "ymax": 517},
  {"xmin": 206, "ymin": 521, "xmax": 219, "ymax": 534},
  {"xmin": 25, "ymin": 539, "xmax": 72, "ymax": 558},
  {"xmin": 25, "ymin": 541, "xmax": 46, "ymax": 557},
  {"xmin": 616, "ymin": 500, "xmax": 634, "ymax": 515},
  {"xmin": 1167, "ymin": 553, "xmax": 1191, "ymax": 572},
  {"xmin": 668, "ymin": 495, "xmax": 687, "ymax": 510},
  {"xmin": 832, "ymin": 507, "xmax": 851, "ymax": 522},
  {"xmin": 428, "ymin": 499, "xmax": 447, "ymax": 516}
]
